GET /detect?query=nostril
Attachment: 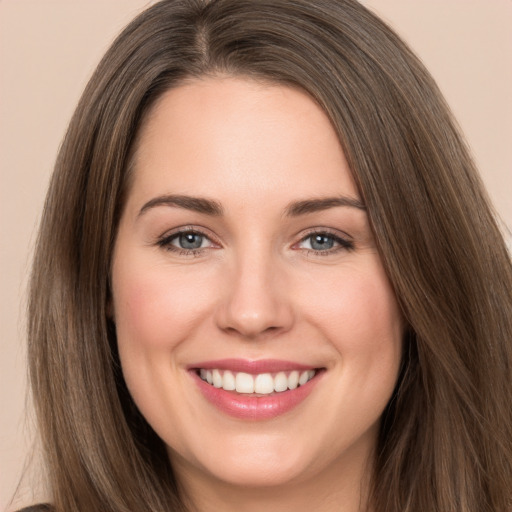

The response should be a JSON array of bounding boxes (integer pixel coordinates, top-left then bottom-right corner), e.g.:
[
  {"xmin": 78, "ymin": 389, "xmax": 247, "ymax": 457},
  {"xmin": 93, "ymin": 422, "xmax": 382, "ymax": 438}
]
[{"xmin": 215, "ymin": 297, "xmax": 294, "ymax": 339}]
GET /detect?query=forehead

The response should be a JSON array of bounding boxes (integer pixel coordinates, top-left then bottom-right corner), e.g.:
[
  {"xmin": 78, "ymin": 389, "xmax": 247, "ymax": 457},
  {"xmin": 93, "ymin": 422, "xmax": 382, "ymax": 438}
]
[{"xmin": 128, "ymin": 76, "xmax": 359, "ymax": 210}]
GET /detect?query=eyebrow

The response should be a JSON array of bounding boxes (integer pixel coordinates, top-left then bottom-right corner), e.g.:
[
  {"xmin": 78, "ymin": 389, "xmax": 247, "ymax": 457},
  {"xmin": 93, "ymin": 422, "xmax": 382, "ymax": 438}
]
[
  {"xmin": 137, "ymin": 194, "xmax": 365, "ymax": 219},
  {"xmin": 284, "ymin": 196, "xmax": 366, "ymax": 216},
  {"xmin": 138, "ymin": 194, "xmax": 224, "ymax": 217}
]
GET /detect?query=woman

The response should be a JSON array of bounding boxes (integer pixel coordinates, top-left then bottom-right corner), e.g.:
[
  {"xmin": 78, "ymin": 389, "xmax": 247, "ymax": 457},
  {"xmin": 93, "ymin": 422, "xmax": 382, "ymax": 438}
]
[{"xmin": 23, "ymin": 0, "xmax": 512, "ymax": 511}]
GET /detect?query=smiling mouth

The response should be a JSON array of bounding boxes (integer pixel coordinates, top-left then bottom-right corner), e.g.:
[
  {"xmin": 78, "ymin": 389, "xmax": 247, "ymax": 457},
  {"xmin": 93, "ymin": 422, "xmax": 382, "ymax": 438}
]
[
  {"xmin": 196, "ymin": 368, "xmax": 318, "ymax": 395},
  {"xmin": 191, "ymin": 360, "xmax": 325, "ymax": 419}
]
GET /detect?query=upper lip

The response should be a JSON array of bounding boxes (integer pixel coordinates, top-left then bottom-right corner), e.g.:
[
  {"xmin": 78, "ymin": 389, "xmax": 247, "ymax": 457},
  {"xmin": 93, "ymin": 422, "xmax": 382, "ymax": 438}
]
[{"xmin": 188, "ymin": 358, "xmax": 319, "ymax": 374}]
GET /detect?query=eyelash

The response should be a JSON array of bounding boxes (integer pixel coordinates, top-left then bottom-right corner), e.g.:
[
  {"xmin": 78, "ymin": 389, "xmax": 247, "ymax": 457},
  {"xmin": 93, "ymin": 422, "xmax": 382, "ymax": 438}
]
[
  {"xmin": 156, "ymin": 227, "xmax": 217, "ymax": 256},
  {"xmin": 295, "ymin": 229, "xmax": 354, "ymax": 256},
  {"xmin": 156, "ymin": 228, "xmax": 354, "ymax": 256}
]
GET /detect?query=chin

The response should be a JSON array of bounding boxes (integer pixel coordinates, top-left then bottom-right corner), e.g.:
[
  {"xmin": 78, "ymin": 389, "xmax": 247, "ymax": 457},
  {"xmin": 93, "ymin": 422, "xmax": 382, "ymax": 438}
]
[
  {"xmin": 169, "ymin": 431, "xmax": 315, "ymax": 489},
  {"xmin": 214, "ymin": 453, "xmax": 306, "ymax": 488}
]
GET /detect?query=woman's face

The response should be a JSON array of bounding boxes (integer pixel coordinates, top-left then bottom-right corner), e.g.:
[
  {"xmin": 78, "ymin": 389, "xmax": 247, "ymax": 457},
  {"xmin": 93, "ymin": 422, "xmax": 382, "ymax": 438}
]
[{"xmin": 112, "ymin": 77, "xmax": 403, "ymax": 494}]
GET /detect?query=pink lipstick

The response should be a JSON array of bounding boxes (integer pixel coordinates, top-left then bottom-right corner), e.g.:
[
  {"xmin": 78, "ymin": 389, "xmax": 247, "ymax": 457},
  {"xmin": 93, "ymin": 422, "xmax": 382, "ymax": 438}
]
[{"xmin": 188, "ymin": 359, "xmax": 324, "ymax": 420}]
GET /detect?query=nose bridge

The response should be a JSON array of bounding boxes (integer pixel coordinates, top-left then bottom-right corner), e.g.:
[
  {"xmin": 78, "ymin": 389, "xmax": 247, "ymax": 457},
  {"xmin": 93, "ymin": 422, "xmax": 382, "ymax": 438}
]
[{"xmin": 216, "ymin": 241, "xmax": 293, "ymax": 338}]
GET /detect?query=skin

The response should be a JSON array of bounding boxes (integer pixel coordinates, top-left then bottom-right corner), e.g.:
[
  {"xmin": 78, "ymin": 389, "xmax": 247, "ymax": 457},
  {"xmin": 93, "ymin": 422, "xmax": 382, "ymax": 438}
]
[{"xmin": 111, "ymin": 77, "xmax": 403, "ymax": 512}]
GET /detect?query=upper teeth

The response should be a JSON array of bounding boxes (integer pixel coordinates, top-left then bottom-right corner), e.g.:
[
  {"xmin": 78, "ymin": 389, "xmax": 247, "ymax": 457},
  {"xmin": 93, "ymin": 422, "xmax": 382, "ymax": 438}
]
[{"xmin": 199, "ymin": 369, "xmax": 316, "ymax": 394}]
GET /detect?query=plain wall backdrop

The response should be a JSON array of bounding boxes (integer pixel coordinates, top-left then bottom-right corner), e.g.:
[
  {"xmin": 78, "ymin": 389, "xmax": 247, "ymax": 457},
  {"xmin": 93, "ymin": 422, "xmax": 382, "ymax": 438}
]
[{"xmin": 1, "ymin": 1, "xmax": 511, "ymax": 510}]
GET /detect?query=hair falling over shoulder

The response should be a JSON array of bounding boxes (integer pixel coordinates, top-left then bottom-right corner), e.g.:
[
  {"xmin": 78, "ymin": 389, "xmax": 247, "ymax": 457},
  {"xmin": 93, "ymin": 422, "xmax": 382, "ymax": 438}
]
[{"xmin": 27, "ymin": 0, "xmax": 512, "ymax": 511}]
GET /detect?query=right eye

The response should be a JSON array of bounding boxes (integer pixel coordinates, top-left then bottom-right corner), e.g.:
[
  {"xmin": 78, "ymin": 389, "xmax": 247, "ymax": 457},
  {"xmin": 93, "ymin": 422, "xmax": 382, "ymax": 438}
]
[
  {"xmin": 172, "ymin": 232, "xmax": 209, "ymax": 249},
  {"xmin": 157, "ymin": 229, "xmax": 216, "ymax": 255}
]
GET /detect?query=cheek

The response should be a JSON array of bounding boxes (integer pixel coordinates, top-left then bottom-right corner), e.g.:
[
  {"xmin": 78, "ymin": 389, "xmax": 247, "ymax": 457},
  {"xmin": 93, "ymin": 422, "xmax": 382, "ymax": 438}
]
[
  {"xmin": 302, "ymin": 260, "xmax": 403, "ymax": 366},
  {"xmin": 110, "ymin": 256, "xmax": 220, "ymax": 435},
  {"xmin": 112, "ymin": 259, "xmax": 216, "ymax": 351}
]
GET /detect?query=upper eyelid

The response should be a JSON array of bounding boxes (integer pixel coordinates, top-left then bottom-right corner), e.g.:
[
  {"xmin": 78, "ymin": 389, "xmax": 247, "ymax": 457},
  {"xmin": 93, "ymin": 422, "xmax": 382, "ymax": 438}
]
[
  {"xmin": 296, "ymin": 227, "xmax": 353, "ymax": 242},
  {"xmin": 297, "ymin": 233, "xmax": 347, "ymax": 246},
  {"xmin": 159, "ymin": 225, "xmax": 217, "ymax": 240}
]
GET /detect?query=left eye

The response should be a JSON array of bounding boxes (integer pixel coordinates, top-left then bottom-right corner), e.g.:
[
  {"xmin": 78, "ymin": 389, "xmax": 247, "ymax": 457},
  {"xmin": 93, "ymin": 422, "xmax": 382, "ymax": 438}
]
[{"xmin": 298, "ymin": 233, "xmax": 351, "ymax": 252}]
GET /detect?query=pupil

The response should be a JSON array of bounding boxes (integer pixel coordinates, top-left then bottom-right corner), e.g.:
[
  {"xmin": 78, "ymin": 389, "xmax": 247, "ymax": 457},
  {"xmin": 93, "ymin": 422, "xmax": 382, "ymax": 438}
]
[
  {"xmin": 179, "ymin": 233, "xmax": 202, "ymax": 249},
  {"xmin": 311, "ymin": 234, "xmax": 333, "ymax": 250}
]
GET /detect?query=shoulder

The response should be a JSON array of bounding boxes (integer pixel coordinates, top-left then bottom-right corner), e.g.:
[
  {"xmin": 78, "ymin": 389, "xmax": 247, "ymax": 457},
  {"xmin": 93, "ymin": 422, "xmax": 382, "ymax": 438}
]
[{"xmin": 16, "ymin": 505, "xmax": 54, "ymax": 512}]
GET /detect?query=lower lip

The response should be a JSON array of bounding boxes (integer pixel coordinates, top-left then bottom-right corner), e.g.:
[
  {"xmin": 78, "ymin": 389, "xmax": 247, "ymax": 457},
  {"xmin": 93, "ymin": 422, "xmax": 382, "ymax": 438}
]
[{"xmin": 191, "ymin": 370, "xmax": 323, "ymax": 420}]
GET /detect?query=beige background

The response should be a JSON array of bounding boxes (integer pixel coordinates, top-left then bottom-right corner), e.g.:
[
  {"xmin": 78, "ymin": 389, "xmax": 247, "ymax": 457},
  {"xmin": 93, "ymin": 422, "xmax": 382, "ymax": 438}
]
[{"xmin": 1, "ymin": 1, "xmax": 511, "ymax": 510}]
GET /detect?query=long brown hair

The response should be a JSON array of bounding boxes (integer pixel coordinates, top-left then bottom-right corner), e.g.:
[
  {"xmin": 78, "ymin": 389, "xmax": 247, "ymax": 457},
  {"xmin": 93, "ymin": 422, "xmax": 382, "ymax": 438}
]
[{"xmin": 28, "ymin": 1, "xmax": 512, "ymax": 510}]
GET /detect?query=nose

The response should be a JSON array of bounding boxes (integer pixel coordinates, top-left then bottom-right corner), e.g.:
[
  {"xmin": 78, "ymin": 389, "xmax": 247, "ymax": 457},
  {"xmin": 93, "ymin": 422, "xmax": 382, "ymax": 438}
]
[{"xmin": 214, "ymin": 250, "xmax": 294, "ymax": 339}]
